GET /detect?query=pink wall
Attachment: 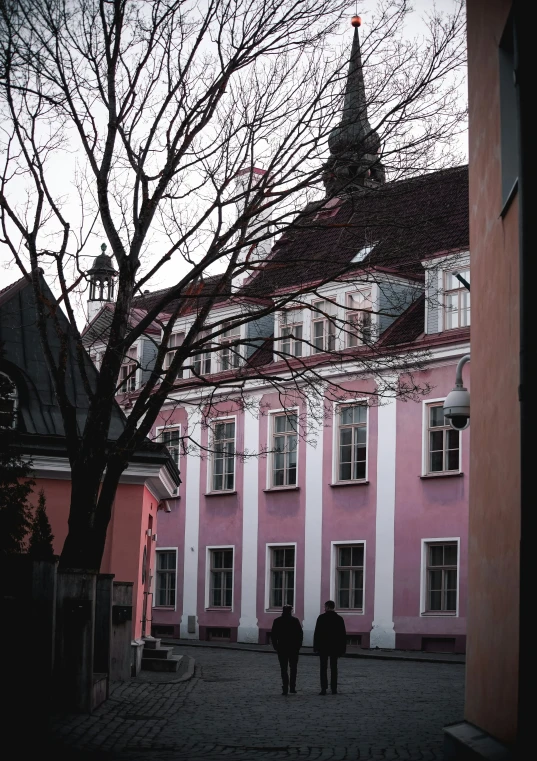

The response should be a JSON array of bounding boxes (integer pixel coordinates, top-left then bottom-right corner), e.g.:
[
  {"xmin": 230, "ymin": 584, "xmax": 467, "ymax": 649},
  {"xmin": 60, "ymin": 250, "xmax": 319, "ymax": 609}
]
[{"xmin": 394, "ymin": 365, "xmax": 469, "ymax": 639}]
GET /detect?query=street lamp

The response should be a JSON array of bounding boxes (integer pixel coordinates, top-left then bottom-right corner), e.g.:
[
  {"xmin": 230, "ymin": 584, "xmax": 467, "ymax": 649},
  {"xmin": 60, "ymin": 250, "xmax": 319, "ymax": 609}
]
[{"xmin": 443, "ymin": 354, "xmax": 471, "ymax": 430}]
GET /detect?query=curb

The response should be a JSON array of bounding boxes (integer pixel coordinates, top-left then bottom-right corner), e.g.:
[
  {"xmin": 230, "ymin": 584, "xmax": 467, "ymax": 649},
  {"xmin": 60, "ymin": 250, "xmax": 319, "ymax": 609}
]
[{"xmin": 162, "ymin": 640, "xmax": 465, "ymax": 666}]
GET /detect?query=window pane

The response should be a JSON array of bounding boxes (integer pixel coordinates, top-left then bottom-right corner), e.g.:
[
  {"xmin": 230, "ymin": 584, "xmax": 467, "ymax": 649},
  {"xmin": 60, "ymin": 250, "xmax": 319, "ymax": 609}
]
[
  {"xmin": 338, "ymin": 569, "xmax": 351, "ymax": 589},
  {"xmin": 212, "ymin": 551, "xmax": 223, "ymax": 569},
  {"xmin": 223, "ymin": 550, "xmax": 233, "ymax": 568},
  {"xmin": 339, "ymin": 461, "xmax": 352, "ymax": 481},
  {"xmin": 356, "ymin": 426, "xmax": 367, "ymax": 444},
  {"xmin": 444, "ymin": 546, "xmax": 458, "ymax": 566},
  {"xmin": 353, "ymin": 460, "xmax": 366, "ymax": 480},
  {"xmin": 341, "ymin": 408, "xmax": 354, "ymax": 425},
  {"xmin": 284, "ymin": 548, "xmax": 295, "ymax": 566},
  {"xmin": 430, "ymin": 451, "xmax": 443, "ymax": 472},
  {"xmin": 353, "ymin": 405, "xmax": 367, "ymax": 424},
  {"xmin": 429, "ymin": 547, "xmax": 444, "ymax": 567},
  {"xmin": 213, "ymin": 473, "xmax": 223, "ymax": 491},
  {"xmin": 275, "ymin": 416, "xmax": 287, "ymax": 433},
  {"xmin": 447, "ymin": 429, "xmax": 460, "ymax": 449},
  {"xmin": 339, "ymin": 547, "xmax": 352, "ymax": 566},
  {"xmin": 351, "ymin": 546, "xmax": 364, "ymax": 566},
  {"xmin": 273, "ymin": 550, "xmax": 285, "ymax": 568},
  {"xmin": 447, "ymin": 449, "xmax": 460, "ymax": 471},
  {"xmin": 430, "ymin": 407, "xmax": 445, "ymax": 427},
  {"xmin": 340, "ymin": 427, "xmax": 352, "ymax": 447},
  {"xmin": 445, "ymin": 589, "xmax": 457, "ymax": 611},
  {"xmin": 429, "ymin": 590, "xmax": 442, "ymax": 610},
  {"xmin": 338, "ymin": 589, "xmax": 350, "ymax": 608}
]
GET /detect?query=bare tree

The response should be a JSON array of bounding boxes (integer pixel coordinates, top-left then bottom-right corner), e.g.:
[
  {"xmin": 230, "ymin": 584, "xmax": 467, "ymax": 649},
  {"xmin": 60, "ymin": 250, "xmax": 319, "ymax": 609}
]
[{"xmin": 0, "ymin": 0, "xmax": 467, "ymax": 570}]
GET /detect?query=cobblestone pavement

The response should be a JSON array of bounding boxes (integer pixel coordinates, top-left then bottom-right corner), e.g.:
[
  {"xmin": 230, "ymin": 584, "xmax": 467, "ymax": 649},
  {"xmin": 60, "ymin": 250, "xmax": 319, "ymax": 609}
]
[{"xmin": 49, "ymin": 646, "xmax": 465, "ymax": 761}]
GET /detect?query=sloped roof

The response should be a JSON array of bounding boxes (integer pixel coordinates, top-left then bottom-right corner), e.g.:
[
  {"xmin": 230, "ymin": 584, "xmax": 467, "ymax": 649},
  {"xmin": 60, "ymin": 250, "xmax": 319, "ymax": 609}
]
[
  {"xmin": 241, "ymin": 165, "xmax": 469, "ymax": 297},
  {"xmin": 131, "ymin": 274, "xmax": 233, "ymax": 317}
]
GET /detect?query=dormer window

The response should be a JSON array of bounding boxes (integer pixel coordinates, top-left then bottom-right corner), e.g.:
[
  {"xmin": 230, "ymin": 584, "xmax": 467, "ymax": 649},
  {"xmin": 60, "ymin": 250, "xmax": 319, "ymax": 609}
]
[
  {"xmin": 164, "ymin": 332, "xmax": 184, "ymax": 371},
  {"xmin": 119, "ymin": 347, "xmax": 138, "ymax": 392},
  {"xmin": 0, "ymin": 372, "xmax": 18, "ymax": 428},
  {"xmin": 312, "ymin": 299, "xmax": 336, "ymax": 353},
  {"xmin": 345, "ymin": 290, "xmax": 372, "ymax": 347},
  {"xmin": 219, "ymin": 323, "xmax": 241, "ymax": 371},
  {"xmin": 444, "ymin": 270, "xmax": 470, "ymax": 329},
  {"xmin": 351, "ymin": 244, "xmax": 376, "ymax": 263},
  {"xmin": 314, "ymin": 197, "xmax": 341, "ymax": 221},
  {"xmin": 280, "ymin": 309, "xmax": 303, "ymax": 358}
]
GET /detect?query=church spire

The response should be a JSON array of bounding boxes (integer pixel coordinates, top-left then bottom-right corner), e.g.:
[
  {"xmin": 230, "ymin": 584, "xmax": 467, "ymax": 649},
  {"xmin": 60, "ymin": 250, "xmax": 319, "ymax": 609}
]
[{"xmin": 323, "ymin": 16, "xmax": 385, "ymax": 197}]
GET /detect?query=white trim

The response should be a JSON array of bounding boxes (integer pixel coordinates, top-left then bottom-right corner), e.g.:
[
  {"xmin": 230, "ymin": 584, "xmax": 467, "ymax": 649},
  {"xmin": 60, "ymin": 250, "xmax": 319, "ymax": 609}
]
[
  {"xmin": 153, "ymin": 547, "xmax": 178, "ymax": 611},
  {"xmin": 370, "ymin": 378, "xmax": 397, "ymax": 649},
  {"xmin": 238, "ymin": 399, "xmax": 261, "ymax": 643},
  {"xmin": 420, "ymin": 537, "xmax": 460, "ymax": 617},
  {"xmin": 180, "ymin": 408, "xmax": 202, "ymax": 639},
  {"xmin": 330, "ymin": 540, "xmax": 367, "ymax": 616},
  {"xmin": 205, "ymin": 545, "xmax": 235, "ymax": 611},
  {"xmin": 206, "ymin": 414, "xmax": 238, "ymax": 494},
  {"xmin": 421, "ymin": 398, "xmax": 463, "ymax": 476},
  {"xmin": 331, "ymin": 398, "xmax": 370, "ymax": 484},
  {"xmin": 155, "ymin": 423, "xmax": 181, "ymax": 496},
  {"xmin": 265, "ymin": 542, "xmax": 298, "ymax": 613},
  {"xmin": 265, "ymin": 406, "xmax": 300, "ymax": 490},
  {"xmin": 303, "ymin": 393, "xmax": 324, "ymax": 646}
]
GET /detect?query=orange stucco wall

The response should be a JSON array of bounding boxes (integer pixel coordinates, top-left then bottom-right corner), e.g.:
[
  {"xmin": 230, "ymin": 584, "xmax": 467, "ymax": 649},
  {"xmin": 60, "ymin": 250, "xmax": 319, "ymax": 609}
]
[
  {"xmin": 466, "ymin": 0, "xmax": 520, "ymax": 743},
  {"xmin": 31, "ymin": 477, "xmax": 157, "ymax": 641}
]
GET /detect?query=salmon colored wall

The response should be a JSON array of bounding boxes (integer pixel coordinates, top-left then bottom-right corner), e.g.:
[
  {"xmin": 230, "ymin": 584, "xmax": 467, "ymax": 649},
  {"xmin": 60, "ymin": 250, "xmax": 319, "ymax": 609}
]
[
  {"xmin": 30, "ymin": 477, "xmax": 156, "ymax": 641},
  {"xmin": 466, "ymin": 0, "xmax": 520, "ymax": 743}
]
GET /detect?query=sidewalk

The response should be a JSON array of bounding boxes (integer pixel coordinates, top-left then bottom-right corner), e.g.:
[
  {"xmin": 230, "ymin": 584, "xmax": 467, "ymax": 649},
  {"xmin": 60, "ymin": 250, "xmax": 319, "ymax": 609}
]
[{"xmin": 162, "ymin": 637, "xmax": 465, "ymax": 665}]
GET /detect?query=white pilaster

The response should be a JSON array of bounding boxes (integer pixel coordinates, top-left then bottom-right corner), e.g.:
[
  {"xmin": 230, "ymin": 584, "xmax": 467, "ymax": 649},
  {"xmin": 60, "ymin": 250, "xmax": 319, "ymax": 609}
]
[
  {"xmin": 302, "ymin": 393, "xmax": 325, "ymax": 646},
  {"xmin": 370, "ymin": 382, "xmax": 397, "ymax": 649},
  {"xmin": 238, "ymin": 397, "xmax": 262, "ymax": 643},
  {"xmin": 180, "ymin": 407, "xmax": 202, "ymax": 639}
]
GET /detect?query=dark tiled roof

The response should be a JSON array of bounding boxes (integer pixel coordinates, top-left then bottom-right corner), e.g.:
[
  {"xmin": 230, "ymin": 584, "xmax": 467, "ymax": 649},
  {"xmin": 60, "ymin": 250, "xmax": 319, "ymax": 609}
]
[
  {"xmin": 132, "ymin": 274, "xmax": 233, "ymax": 317},
  {"xmin": 241, "ymin": 166, "xmax": 469, "ymax": 297},
  {"xmin": 378, "ymin": 294, "xmax": 425, "ymax": 346}
]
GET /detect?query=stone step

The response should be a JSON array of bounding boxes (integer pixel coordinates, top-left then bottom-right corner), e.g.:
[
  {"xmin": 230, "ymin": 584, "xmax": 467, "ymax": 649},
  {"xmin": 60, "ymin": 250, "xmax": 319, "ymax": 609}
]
[
  {"xmin": 142, "ymin": 636, "xmax": 161, "ymax": 650},
  {"xmin": 141, "ymin": 655, "xmax": 182, "ymax": 672},
  {"xmin": 142, "ymin": 646, "xmax": 174, "ymax": 660}
]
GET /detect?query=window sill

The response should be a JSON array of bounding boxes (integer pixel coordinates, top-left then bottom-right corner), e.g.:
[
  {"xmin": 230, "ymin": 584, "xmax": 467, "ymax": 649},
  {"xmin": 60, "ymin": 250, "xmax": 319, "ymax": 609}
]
[
  {"xmin": 263, "ymin": 486, "xmax": 300, "ymax": 493},
  {"xmin": 421, "ymin": 611, "xmax": 457, "ymax": 617},
  {"xmin": 153, "ymin": 606, "xmax": 175, "ymax": 611},
  {"xmin": 420, "ymin": 472, "xmax": 463, "ymax": 480},
  {"xmin": 329, "ymin": 480, "xmax": 369, "ymax": 488},
  {"xmin": 204, "ymin": 491, "xmax": 237, "ymax": 497},
  {"xmin": 205, "ymin": 607, "xmax": 232, "ymax": 612},
  {"xmin": 336, "ymin": 609, "xmax": 364, "ymax": 615}
]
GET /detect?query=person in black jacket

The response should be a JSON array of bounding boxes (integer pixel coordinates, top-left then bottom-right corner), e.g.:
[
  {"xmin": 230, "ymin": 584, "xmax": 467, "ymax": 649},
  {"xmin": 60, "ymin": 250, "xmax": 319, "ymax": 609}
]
[
  {"xmin": 313, "ymin": 600, "xmax": 347, "ymax": 695},
  {"xmin": 271, "ymin": 604, "xmax": 303, "ymax": 695}
]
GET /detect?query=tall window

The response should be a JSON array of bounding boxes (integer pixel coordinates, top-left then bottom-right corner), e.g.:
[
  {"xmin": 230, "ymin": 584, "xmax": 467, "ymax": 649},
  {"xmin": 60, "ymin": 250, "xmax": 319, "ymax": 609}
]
[
  {"xmin": 220, "ymin": 323, "xmax": 241, "ymax": 371},
  {"xmin": 346, "ymin": 291, "xmax": 372, "ymax": 347},
  {"xmin": 444, "ymin": 270, "xmax": 470, "ymax": 329},
  {"xmin": 425, "ymin": 542, "xmax": 458, "ymax": 614},
  {"xmin": 211, "ymin": 420, "xmax": 235, "ymax": 491},
  {"xmin": 427, "ymin": 404, "xmax": 460, "ymax": 473},
  {"xmin": 336, "ymin": 545, "xmax": 364, "ymax": 611},
  {"xmin": 272, "ymin": 413, "xmax": 298, "ymax": 487},
  {"xmin": 312, "ymin": 299, "xmax": 336, "ymax": 353},
  {"xmin": 280, "ymin": 310, "xmax": 303, "ymax": 357},
  {"xmin": 338, "ymin": 404, "xmax": 367, "ymax": 481},
  {"xmin": 209, "ymin": 549, "xmax": 233, "ymax": 607},
  {"xmin": 159, "ymin": 426, "xmax": 181, "ymax": 469},
  {"xmin": 155, "ymin": 550, "xmax": 177, "ymax": 607},
  {"xmin": 269, "ymin": 546, "xmax": 295, "ymax": 608},
  {"xmin": 164, "ymin": 332, "xmax": 184, "ymax": 371},
  {"xmin": 0, "ymin": 372, "xmax": 17, "ymax": 428},
  {"xmin": 119, "ymin": 347, "xmax": 137, "ymax": 392}
]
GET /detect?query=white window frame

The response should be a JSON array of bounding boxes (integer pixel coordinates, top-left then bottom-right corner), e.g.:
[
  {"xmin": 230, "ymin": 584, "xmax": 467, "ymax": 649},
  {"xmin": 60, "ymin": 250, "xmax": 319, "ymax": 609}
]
[
  {"xmin": 265, "ymin": 542, "xmax": 297, "ymax": 612},
  {"xmin": 266, "ymin": 407, "xmax": 300, "ymax": 489},
  {"xmin": 156, "ymin": 423, "xmax": 181, "ymax": 496},
  {"xmin": 345, "ymin": 289, "xmax": 373, "ymax": 348},
  {"xmin": 330, "ymin": 540, "xmax": 367, "ymax": 615},
  {"xmin": 420, "ymin": 537, "xmax": 460, "ymax": 617},
  {"xmin": 219, "ymin": 322, "xmax": 242, "ymax": 372},
  {"xmin": 192, "ymin": 331, "xmax": 212, "ymax": 377},
  {"xmin": 332, "ymin": 399, "xmax": 369, "ymax": 484},
  {"xmin": 421, "ymin": 398, "xmax": 462, "ymax": 476},
  {"xmin": 443, "ymin": 269, "xmax": 471, "ymax": 330},
  {"xmin": 311, "ymin": 297, "xmax": 337, "ymax": 354},
  {"xmin": 153, "ymin": 547, "xmax": 178, "ymax": 610},
  {"xmin": 207, "ymin": 414, "xmax": 237, "ymax": 493},
  {"xmin": 163, "ymin": 332, "xmax": 185, "ymax": 372},
  {"xmin": 205, "ymin": 545, "xmax": 235, "ymax": 611},
  {"xmin": 278, "ymin": 309, "xmax": 304, "ymax": 358},
  {"xmin": 119, "ymin": 347, "xmax": 138, "ymax": 392}
]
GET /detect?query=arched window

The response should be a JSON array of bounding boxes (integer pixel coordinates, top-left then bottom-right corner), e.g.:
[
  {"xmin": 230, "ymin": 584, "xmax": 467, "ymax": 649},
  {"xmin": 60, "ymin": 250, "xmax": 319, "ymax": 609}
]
[{"xmin": 0, "ymin": 371, "xmax": 18, "ymax": 428}]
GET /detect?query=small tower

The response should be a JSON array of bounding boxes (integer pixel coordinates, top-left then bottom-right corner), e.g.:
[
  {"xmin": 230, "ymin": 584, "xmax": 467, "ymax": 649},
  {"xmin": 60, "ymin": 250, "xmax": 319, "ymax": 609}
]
[
  {"xmin": 87, "ymin": 243, "xmax": 117, "ymax": 321},
  {"xmin": 323, "ymin": 16, "xmax": 386, "ymax": 197}
]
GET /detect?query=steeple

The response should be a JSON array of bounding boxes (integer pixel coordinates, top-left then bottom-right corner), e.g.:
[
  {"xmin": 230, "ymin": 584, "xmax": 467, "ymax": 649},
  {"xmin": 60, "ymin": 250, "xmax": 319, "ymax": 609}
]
[
  {"xmin": 323, "ymin": 16, "xmax": 385, "ymax": 197},
  {"xmin": 87, "ymin": 243, "xmax": 117, "ymax": 321}
]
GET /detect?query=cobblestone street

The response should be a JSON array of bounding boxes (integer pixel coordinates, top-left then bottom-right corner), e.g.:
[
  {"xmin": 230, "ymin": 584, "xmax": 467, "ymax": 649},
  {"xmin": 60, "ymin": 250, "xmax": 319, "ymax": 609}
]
[{"xmin": 50, "ymin": 646, "xmax": 465, "ymax": 761}]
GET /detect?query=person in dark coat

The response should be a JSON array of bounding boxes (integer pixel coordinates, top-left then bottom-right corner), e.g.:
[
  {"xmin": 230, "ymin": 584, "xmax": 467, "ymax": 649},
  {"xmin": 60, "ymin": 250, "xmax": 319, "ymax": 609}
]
[
  {"xmin": 313, "ymin": 600, "xmax": 347, "ymax": 695},
  {"xmin": 271, "ymin": 604, "xmax": 303, "ymax": 695}
]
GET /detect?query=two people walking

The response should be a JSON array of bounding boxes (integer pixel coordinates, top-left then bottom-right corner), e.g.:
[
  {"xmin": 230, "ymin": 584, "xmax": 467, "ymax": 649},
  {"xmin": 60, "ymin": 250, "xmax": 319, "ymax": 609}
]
[{"xmin": 271, "ymin": 600, "xmax": 346, "ymax": 695}]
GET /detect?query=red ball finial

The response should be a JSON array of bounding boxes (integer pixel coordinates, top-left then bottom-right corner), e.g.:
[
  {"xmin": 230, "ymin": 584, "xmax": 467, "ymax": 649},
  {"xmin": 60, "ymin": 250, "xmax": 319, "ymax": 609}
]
[{"xmin": 351, "ymin": 15, "xmax": 361, "ymax": 27}]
